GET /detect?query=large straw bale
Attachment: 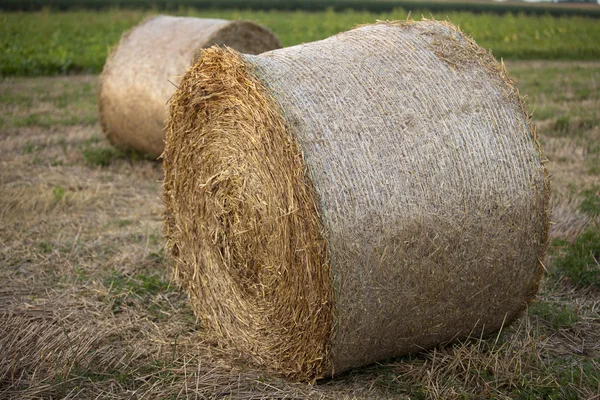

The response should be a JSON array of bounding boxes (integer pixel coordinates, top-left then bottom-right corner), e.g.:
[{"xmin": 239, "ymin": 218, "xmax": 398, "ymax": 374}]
[
  {"xmin": 98, "ymin": 16, "xmax": 281, "ymax": 158},
  {"xmin": 162, "ymin": 20, "xmax": 551, "ymax": 381}
]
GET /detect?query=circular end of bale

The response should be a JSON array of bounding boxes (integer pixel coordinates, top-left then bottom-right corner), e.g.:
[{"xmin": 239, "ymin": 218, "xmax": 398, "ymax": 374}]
[
  {"xmin": 197, "ymin": 20, "xmax": 282, "ymax": 61},
  {"xmin": 162, "ymin": 47, "xmax": 333, "ymax": 380}
]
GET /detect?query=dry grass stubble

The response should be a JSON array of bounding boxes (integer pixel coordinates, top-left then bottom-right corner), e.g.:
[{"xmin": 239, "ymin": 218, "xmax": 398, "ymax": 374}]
[{"xmin": 1, "ymin": 63, "xmax": 599, "ymax": 398}]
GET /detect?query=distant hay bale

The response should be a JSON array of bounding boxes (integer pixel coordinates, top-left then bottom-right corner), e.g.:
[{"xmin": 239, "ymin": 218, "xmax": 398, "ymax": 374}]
[
  {"xmin": 163, "ymin": 20, "xmax": 551, "ymax": 381},
  {"xmin": 98, "ymin": 16, "xmax": 281, "ymax": 158}
]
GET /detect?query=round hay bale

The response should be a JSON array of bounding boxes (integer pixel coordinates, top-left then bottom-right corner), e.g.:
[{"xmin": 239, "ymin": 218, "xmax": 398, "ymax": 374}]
[
  {"xmin": 163, "ymin": 20, "xmax": 551, "ymax": 380},
  {"xmin": 98, "ymin": 16, "xmax": 281, "ymax": 158}
]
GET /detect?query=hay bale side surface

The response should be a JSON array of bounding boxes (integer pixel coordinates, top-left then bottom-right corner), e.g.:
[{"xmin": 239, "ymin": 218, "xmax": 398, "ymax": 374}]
[
  {"xmin": 163, "ymin": 21, "xmax": 551, "ymax": 380},
  {"xmin": 98, "ymin": 15, "xmax": 281, "ymax": 158}
]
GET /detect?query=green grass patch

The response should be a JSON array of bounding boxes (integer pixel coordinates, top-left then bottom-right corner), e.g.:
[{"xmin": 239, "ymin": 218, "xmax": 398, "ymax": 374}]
[
  {"xmin": 552, "ymin": 227, "xmax": 600, "ymax": 289},
  {"xmin": 1, "ymin": 9, "xmax": 600, "ymax": 77},
  {"xmin": 79, "ymin": 134, "xmax": 159, "ymax": 166},
  {"xmin": 147, "ymin": 248, "xmax": 165, "ymax": 265},
  {"xmin": 542, "ymin": 358, "xmax": 600, "ymax": 399},
  {"xmin": 588, "ymin": 144, "xmax": 600, "ymax": 175},
  {"xmin": 102, "ymin": 270, "xmax": 174, "ymax": 319},
  {"xmin": 37, "ymin": 241, "xmax": 53, "ymax": 253},
  {"xmin": 81, "ymin": 136, "xmax": 129, "ymax": 166},
  {"xmin": 21, "ymin": 141, "xmax": 42, "ymax": 154},
  {"xmin": 115, "ymin": 219, "xmax": 133, "ymax": 227},
  {"xmin": 528, "ymin": 301, "xmax": 578, "ymax": 329},
  {"xmin": 578, "ymin": 187, "xmax": 600, "ymax": 217},
  {"xmin": 552, "ymin": 116, "xmax": 597, "ymax": 137},
  {"xmin": 82, "ymin": 146, "xmax": 123, "ymax": 167},
  {"xmin": 103, "ymin": 271, "xmax": 172, "ymax": 297},
  {"xmin": 52, "ymin": 185, "xmax": 65, "ymax": 203},
  {"xmin": 13, "ymin": 113, "xmax": 51, "ymax": 128}
]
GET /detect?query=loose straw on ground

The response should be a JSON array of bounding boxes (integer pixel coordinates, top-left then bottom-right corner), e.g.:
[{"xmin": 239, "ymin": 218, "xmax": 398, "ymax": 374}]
[
  {"xmin": 163, "ymin": 20, "xmax": 551, "ymax": 381},
  {"xmin": 98, "ymin": 15, "xmax": 281, "ymax": 158}
]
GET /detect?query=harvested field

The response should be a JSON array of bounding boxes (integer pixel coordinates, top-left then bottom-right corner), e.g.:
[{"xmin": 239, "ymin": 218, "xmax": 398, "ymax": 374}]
[{"xmin": 1, "ymin": 61, "xmax": 599, "ymax": 398}]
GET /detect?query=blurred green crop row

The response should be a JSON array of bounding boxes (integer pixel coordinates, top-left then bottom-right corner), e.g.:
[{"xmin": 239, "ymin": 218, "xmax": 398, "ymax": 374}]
[
  {"xmin": 3, "ymin": 0, "xmax": 600, "ymax": 18},
  {"xmin": 1, "ymin": 8, "xmax": 600, "ymax": 76}
]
